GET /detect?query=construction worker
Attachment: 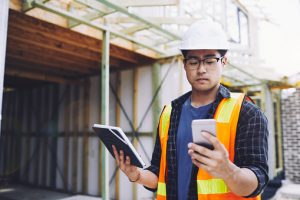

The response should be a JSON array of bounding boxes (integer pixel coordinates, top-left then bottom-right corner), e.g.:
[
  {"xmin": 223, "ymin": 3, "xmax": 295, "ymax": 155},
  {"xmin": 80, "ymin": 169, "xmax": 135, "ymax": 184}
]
[{"xmin": 113, "ymin": 19, "xmax": 269, "ymax": 199}]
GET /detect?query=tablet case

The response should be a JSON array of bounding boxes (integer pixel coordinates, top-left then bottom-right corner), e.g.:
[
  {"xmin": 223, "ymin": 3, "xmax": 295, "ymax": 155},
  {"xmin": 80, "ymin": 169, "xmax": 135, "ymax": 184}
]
[{"xmin": 92, "ymin": 124, "xmax": 146, "ymax": 168}]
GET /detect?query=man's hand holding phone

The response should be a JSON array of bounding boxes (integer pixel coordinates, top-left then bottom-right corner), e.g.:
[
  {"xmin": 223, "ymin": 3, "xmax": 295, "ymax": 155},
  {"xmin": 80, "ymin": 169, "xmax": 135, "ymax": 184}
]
[
  {"xmin": 188, "ymin": 120, "xmax": 238, "ymax": 180},
  {"xmin": 191, "ymin": 119, "xmax": 216, "ymax": 150}
]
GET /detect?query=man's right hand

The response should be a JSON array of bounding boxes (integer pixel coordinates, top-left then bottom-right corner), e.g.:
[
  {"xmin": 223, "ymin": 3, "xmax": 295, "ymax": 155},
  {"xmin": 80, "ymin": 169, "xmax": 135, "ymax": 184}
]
[{"xmin": 112, "ymin": 145, "xmax": 140, "ymax": 182}]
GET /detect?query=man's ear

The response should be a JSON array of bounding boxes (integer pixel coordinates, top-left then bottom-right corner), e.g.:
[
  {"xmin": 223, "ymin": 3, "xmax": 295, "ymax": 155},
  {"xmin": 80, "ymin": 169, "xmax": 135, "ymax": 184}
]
[
  {"xmin": 183, "ymin": 60, "xmax": 187, "ymax": 71},
  {"xmin": 222, "ymin": 57, "xmax": 227, "ymax": 65}
]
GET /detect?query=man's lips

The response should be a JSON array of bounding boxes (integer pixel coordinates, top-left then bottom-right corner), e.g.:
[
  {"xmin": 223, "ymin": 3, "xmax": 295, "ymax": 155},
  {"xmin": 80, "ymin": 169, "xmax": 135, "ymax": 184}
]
[{"xmin": 196, "ymin": 78, "xmax": 209, "ymax": 81}]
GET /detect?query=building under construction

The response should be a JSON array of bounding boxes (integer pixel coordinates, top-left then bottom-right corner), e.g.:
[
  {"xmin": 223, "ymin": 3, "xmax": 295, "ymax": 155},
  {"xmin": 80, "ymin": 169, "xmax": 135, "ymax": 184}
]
[{"xmin": 0, "ymin": 0, "xmax": 300, "ymax": 200}]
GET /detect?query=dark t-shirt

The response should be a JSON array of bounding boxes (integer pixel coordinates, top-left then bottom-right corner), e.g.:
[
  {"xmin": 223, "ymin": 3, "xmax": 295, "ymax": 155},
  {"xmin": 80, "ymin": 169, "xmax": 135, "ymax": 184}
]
[{"xmin": 177, "ymin": 97, "xmax": 212, "ymax": 200}]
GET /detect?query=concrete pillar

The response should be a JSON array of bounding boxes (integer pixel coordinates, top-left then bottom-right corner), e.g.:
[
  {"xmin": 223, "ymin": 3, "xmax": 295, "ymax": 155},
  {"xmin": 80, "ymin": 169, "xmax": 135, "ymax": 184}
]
[
  {"xmin": 0, "ymin": 0, "xmax": 9, "ymax": 136},
  {"xmin": 262, "ymin": 83, "xmax": 276, "ymax": 179},
  {"xmin": 151, "ymin": 62, "xmax": 161, "ymax": 144}
]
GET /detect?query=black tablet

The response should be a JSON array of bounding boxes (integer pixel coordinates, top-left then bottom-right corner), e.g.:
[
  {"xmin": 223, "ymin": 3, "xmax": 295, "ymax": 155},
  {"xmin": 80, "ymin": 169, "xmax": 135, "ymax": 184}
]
[{"xmin": 92, "ymin": 124, "xmax": 146, "ymax": 169}]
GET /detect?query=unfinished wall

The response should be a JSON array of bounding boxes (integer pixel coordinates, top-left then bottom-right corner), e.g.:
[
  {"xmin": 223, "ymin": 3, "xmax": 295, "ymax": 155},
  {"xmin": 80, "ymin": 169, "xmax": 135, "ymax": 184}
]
[
  {"xmin": 281, "ymin": 88, "xmax": 300, "ymax": 183},
  {"xmin": 0, "ymin": 58, "xmax": 192, "ymax": 199}
]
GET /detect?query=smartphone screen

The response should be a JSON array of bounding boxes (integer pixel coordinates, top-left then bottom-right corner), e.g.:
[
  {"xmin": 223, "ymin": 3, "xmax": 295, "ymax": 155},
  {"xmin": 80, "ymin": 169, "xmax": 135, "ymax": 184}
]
[{"xmin": 191, "ymin": 119, "xmax": 216, "ymax": 150}]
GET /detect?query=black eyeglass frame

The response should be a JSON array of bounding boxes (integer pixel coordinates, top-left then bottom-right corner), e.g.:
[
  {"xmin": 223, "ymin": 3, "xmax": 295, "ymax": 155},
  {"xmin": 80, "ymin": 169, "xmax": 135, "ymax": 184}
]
[{"xmin": 183, "ymin": 56, "xmax": 224, "ymax": 68}]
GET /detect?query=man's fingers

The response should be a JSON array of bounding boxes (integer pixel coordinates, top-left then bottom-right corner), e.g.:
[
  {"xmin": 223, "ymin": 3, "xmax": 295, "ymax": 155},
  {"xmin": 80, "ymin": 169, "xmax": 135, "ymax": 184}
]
[
  {"xmin": 188, "ymin": 143, "xmax": 214, "ymax": 158},
  {"xmin": 202, "ymin": 131, "xmax": 224, "ymax": 151},
  {"xmin": 125, "ymin": 156, "xmax": 131, "ymax": 166},
  {"xmin": 119, "ymin": 150, "xmax": 125, "ymax": 170},
  {"xmin": 113, "ymin": 148, "xmax": 137, "ymax": 180},
  {"xmin": 112, "ymin": 145, "xmax": 120, "ymax": 166},
  {"xmin": 190, "ymin": 151, "xmax": 216, "ymax": 167},
  {"xmin": 120, "ymin": 150, "xmax": 124, "ymax": 162},
  {"xmin": 192, "ymin": 159, "xmax": 211, "ymax": 172}
]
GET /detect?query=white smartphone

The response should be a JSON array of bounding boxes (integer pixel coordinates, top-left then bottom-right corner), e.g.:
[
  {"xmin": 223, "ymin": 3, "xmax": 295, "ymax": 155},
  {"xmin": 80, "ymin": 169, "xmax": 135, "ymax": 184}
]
[{"xmin": 191, "ymin": 119, "xmax": 216, "ymax": 150}]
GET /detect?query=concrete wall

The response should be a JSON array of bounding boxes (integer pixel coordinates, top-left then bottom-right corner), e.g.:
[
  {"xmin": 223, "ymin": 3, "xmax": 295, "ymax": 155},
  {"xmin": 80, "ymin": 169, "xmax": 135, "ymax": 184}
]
[{"xmin": 281, "ymin": 88, "xmax": 300, "ymax": 183}]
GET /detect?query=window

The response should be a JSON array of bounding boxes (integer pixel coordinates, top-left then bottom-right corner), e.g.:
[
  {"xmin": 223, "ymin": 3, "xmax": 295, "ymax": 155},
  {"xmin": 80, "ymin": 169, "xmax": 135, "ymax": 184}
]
[
  {"xmin": 226, "ymin": 1, "xmax": 249, "ymax": 46},
  {"xmin": 238, "ymin": 8, "xmax": 249, "ymax": 46}
]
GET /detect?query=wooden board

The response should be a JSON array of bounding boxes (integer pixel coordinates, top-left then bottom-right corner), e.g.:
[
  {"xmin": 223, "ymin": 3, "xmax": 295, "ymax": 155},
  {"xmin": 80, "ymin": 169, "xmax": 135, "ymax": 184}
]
[{"xmin": 5, "ymin": 9, "xmax": 155, "ymax": 86}]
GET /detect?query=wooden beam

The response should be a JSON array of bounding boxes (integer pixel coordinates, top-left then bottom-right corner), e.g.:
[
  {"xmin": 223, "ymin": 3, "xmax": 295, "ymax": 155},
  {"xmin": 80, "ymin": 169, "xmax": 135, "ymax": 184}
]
[
  {"xmin": 15, "ymin": 90, "xmax": 23, "ymax": 180},
  {"xmin": 6, "ymin": 54, "xmax": 91, "ymax": 76},
  {"xmin": 4, "ymin": 93, "xmax": 10, "ymax": 176},
  {"xmin": 9, "ymin": 9, "xmax": 155, "ymax": 65},
  {"xmin": 5, "ymin": 67, "xmax": 71, "ymax": 84},
  {"xmin": 6, "ymin": 47, "xmax": 93, "ymax": 74},
  {"xmin": 9, "ymin": 11, "xmax": 94, "ymax": 48},
  {"xmin": 10, "ymin": 91, "xmax": 17, "ymax": 179},
  {"xmin": 41, "ymin": 86, "xmax": 49, "ymax": 187},
  {"xmin": 114, "ymin": 0, "xmax": 178, "ymax": 7},
  {"xmin": 7, "ymin": 33, "xmax": 99, "ymax": 70},
  {"xmin": 50, "ymin": 84, "xmax": 59, "ymax": 188},
  {"xmin": 72, "ymin": 86, "xmax": 79, "ymax": 193},
  {"xmin": 63, "ymin": 85, "xmax": 71, "ymax": 191},
  {"xmin": 68, "ymin": 11, "xmax": 103, "ymax": 28},
  {"xmin": 24, "ymin": 89, "xmax": 33, "ymax": 182},
  {"xmin": 7, "ymin": 22, "xmax": 148, "ymax": 77},
  {"xmin": 5, "ymin": 59, "xmax": 80, "ymax": 77},
  {"xmin": 22, "ymin": 0, "xmax": 34, "ymax": 12},
  {"xmin": 3, "ymin": 93, "xmax": 11, "ymax": 176},
  {"xmin": 34, "ymin": 88, "xmax": 42, "ymax": 185},
  {"xmin": 82, "ymin": 79, "xmax": 90, "ymax": 193},
  {"xmin": 106, "ymin": 16, "xmax": 199, "ymax": 25},
  {"xmin": 74, "ymin": 0, "xmax": 114, "ymax": 14},
  {"xmin": 6, "ymin": 9, "xmax": 155, "ymax": 88},
  {"xmin": 7, "ymin": 26, "xmax": 102, "ymax": 65},
  {"xmin": 8, "ymin": 92, "xmax": 16, "ymax": 178},
  {"xmin": 121, "ymin": 24, "xmax": 148, "ymax": 34}
]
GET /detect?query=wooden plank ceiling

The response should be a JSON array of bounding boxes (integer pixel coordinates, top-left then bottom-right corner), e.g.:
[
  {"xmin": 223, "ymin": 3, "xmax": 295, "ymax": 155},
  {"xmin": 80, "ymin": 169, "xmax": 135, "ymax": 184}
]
[{"xmin": 5, "ymin": 9, "xmax": 155, "ymax": 88}]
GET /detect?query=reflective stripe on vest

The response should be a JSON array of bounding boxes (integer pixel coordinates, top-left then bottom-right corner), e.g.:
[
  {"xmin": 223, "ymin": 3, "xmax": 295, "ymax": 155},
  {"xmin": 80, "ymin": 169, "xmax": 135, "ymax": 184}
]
[
  {"xmin": 157, "ymin": 93, "xmax": 261, "ymax": 200},
  {"xmin": 157, "ymin": 182, "xmax": 167, "ymax": 196},
  {"xmin": 197, "ymin": 179, "xmax": 229, "ymax": 194}
]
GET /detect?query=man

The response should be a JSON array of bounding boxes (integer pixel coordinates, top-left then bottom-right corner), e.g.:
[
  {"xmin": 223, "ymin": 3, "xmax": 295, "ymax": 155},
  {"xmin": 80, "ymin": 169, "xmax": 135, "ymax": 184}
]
[{"xmin": 113, "ymin": 19, "xmax": 269, "ymax": 200}]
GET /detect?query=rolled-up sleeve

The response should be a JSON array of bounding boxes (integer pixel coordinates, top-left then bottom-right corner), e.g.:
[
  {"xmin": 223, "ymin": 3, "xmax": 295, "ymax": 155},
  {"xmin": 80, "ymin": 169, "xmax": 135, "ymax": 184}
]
[{"xmin": 235, "ymin": 101, "xmax": 269, "ymax": 197}]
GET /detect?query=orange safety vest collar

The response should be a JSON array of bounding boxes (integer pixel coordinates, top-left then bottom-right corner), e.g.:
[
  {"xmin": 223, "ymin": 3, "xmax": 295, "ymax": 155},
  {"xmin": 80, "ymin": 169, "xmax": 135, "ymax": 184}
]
[{"xmin": 157, "ymin": 93, "xmax": 261, "ymax": 200}]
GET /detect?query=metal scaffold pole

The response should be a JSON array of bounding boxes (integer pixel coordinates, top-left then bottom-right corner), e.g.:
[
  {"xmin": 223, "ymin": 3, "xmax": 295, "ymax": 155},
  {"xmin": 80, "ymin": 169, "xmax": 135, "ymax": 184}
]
[
  {"xmin": 101, "ymin": 29, "xmax": 110, "ymax": 200},
  {"xmin": 0, "ymin": 0, "xmax": 9, "ymax": 136}
]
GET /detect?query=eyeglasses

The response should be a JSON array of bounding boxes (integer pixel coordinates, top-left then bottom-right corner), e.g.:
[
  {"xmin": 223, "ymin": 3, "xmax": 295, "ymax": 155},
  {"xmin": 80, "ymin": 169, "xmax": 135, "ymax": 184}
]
[{"xmin": 183, "ymin": 57, "xmax": 224, "ymax": 70}]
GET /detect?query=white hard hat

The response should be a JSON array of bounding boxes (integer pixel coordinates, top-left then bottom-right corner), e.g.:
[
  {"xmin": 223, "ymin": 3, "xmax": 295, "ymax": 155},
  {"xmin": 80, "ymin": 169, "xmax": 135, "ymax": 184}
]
[{"xmin": 179, "ymin": 19, "xmax": 229, "ymax": 50}]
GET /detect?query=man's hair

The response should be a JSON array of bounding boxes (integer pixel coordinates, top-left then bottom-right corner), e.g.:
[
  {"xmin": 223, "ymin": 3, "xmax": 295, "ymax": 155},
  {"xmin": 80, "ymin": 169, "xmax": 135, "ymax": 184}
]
[{"xmin": 181, "ymin": 50, "xmax": 228, "ymax": 58}]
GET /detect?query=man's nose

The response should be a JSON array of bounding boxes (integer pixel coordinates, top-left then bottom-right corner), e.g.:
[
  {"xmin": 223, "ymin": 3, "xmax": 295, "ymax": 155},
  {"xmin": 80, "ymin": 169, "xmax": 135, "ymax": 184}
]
[{"xmin": 197, "ymin": 62, "xmax": 207, "ymax": 73}]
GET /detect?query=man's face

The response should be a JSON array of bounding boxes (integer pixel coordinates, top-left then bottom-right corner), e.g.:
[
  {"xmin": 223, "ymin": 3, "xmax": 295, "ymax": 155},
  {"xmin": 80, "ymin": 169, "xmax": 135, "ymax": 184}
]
[{"xmin": 183, "ymin": 49, "xmax": 226, "ymax": 93}]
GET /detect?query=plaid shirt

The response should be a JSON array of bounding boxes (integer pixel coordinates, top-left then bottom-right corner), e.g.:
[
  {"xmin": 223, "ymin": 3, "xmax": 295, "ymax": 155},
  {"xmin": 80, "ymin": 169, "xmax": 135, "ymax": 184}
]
[{"xmin": 146, "ymin": 85, "xmax": 269, "ymax": 200}]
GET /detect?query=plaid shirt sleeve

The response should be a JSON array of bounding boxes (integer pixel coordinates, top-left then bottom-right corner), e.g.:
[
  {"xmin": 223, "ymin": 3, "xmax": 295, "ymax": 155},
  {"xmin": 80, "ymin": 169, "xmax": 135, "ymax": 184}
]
[
  {"xmin": 143, "ymin": 124, "xmax": 161, "ymax": 192},
  {"xmin": 235, "ymin": 100, "xmax": 269, "ymax": 197}
]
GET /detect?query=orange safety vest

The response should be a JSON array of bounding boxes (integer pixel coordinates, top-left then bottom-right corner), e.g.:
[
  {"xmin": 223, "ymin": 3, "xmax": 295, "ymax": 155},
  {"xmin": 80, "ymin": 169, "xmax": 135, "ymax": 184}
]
[{"xmin": 156, "ymin": 93, "xmax": 261, "ymax": 200}]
